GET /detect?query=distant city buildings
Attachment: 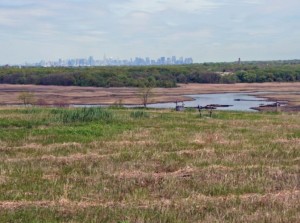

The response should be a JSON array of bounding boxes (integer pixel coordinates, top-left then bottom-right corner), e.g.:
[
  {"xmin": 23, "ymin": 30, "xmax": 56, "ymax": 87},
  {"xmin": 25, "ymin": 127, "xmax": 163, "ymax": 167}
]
[{"xmin": 24, "ymin": 55, "xmax": 193, "ymax": 67}]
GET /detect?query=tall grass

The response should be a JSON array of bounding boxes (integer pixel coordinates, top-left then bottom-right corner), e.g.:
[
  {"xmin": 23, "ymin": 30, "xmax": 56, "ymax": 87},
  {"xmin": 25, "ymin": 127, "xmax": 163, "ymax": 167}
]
[
  {"xmin": 130, "ymin": 110, "xmax": 149, "ymax": 119},
  {"xmin": 51, "ymin": 107, "xmax": 114, "ymax": 123}
]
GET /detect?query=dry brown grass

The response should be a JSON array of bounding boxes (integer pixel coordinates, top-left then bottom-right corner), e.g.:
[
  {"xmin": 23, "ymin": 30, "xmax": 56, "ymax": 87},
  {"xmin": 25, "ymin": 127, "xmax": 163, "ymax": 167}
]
[
  {"xmin": 1, "ymin": 83, "xmax": 300, "ymax": 107},
  {"xmin": 1, "ymin": 152, "xmax": 118, "ymax": 164},
  {"xmin": 0, "ymin": 108, "xmax": 299, "ymax": 222},
  {"xmin": 1, "ymin": 189, "xmax": 298, "ymax": 210}
]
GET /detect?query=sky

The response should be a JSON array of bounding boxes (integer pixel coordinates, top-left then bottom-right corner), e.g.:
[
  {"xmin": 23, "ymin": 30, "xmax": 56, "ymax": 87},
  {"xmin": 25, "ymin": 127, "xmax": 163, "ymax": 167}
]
[{"xmin": 0, "ymin": 0, "xmax": 300, "ymax": 64}]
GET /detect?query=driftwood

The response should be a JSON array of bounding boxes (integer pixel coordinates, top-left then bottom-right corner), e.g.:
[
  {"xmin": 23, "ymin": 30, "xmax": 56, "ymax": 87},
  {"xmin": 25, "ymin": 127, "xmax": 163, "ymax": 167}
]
[
  {"xmin": 206, "ymin": 104, "xmax": 233, "ymax": 108},
  {"xmin": 174, "ymin": 101, "xmax": 233, "ymax": 117},
  {"xmin": 234, "ymin": 99, "xmax": 264, "ymax": 102},
  {"xmin": 258, "ymin": 102, "xmax": 280, "ymax": 108}
]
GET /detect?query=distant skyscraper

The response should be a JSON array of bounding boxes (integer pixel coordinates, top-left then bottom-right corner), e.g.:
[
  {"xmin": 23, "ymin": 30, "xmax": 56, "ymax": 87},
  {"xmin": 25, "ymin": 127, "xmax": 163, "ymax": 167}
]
[
  {"xmin": 172, "ymin": 56, "xmax": 176, "ymax": 64},
  {"xmin": 179, "ymin": 57, "xmax": 184, "ymax": 64},
  {"xmin": 145, "ymin": 57, "xmax": 150, "ymax": 65},
  {"xmin": 88, "ymin": 56, "xmax": 93, "ymax": 66},
  {"xmin": 23, "ymin": 55, "xmax": 193, "ymax": 67},
  {"xmin": 167, "ymin": 57, "xmax": 171, "ymax": 64}
]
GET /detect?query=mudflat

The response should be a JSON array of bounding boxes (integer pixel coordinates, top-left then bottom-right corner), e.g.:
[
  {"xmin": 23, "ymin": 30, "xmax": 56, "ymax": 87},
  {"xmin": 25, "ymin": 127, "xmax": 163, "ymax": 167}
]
[{"xmin": 0, "ymin": 83, "xmax": 299, "ymax": 109}]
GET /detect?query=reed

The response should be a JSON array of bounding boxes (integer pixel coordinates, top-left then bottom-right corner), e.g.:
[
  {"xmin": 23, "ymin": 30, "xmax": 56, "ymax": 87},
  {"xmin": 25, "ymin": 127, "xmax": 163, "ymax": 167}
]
[
  {"xmin": 52, "ymin": 107, "xmax": 114, "ymax": 123},
  {"xmin": 130, "ymin": 110, "xmax": 149, "ymax": 119}
]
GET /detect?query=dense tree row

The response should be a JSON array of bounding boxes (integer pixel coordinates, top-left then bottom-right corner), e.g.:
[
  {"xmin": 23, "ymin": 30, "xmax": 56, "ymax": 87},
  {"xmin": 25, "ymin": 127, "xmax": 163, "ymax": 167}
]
[{"xmin": 1, "ymin": 61, "xmax": 300, "ymax": 87}]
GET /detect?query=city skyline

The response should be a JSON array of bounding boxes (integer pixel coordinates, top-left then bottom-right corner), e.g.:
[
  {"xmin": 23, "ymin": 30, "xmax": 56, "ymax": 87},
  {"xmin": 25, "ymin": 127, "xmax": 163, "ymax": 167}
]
[
  {"xmin": 1, "ymin": 0, "xmax": 300, "ymax": 64},
  {"xmin": 23, "ymin": 55, "xmax": 194, "ymax": 67}
]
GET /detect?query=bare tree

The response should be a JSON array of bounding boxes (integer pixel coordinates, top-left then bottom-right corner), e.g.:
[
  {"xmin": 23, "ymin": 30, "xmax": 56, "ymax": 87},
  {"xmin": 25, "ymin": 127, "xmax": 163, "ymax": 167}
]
[
  {"xmin": 18, "ymin": 91, "xmax": 35, "ymax": 107},
  {"xmin": 138, "ymin": 86, "xmax": 153, "ymax": 108}
]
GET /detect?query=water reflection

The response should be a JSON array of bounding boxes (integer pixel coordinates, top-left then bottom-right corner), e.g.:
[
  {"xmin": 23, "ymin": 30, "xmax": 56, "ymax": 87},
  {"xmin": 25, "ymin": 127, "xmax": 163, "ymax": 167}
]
[
  {"xmin": 147, "ymin": 93, "xmax": 274, "ymax": 111},
  {"xmin": 74, "ymin": 93, "xmax": 276, "ymax": 111}
]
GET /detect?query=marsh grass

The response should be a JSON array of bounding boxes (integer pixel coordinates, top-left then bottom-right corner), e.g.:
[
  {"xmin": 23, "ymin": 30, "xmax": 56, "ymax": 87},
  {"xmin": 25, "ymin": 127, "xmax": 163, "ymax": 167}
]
[
  {"xmin": 0, "ymin": 107, "xmax": 299, "ymax": 222},
  {"xmin": 130, "ymin": 110, "xmax": 149, "ymax": 119},
  {"xmin": 51, "ymin": 107, "xmax": 114, "ymax": 123}
]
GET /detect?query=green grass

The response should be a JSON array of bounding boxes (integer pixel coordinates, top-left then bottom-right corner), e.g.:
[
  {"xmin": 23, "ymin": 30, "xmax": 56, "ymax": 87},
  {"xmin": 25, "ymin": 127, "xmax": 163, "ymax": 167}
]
[
  {"xmin": 0, "ymin": 107, "xmax": 299, "ymax": 222},
  {"xmin": 51, "ymin": 107, "xmax": 114, "ymax": 123},
  {"xmin": 130, "ymin": 110, "xmax": 149, "ymax": 119}
]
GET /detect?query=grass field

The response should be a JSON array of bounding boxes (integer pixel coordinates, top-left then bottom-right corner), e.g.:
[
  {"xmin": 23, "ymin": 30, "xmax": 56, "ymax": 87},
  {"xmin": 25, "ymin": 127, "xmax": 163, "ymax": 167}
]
[{"xmin": 0, "ymin": 107, "xmax": 299, "ymax": 222}]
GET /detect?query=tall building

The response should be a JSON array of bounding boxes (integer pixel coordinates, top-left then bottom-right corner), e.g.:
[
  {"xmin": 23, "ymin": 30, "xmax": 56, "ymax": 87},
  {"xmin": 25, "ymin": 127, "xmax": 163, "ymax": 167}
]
[
  {"xmin": 88, "ymin": 56, "xmax": 94, "ymax": 66},
  {"xmin": 25, "ymin": 55, "xmax": 194, "ymax": 67},
  {"xmin": 172, "ymin": 56, "xmax": 176, "ymax": 64}
]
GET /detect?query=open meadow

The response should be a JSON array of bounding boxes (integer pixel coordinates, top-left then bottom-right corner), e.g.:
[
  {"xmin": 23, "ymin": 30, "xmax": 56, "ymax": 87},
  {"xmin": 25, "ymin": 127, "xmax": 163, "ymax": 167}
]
[{"xmin": 0, "ymin": 106, "xmax": 299, "ymax": 222}]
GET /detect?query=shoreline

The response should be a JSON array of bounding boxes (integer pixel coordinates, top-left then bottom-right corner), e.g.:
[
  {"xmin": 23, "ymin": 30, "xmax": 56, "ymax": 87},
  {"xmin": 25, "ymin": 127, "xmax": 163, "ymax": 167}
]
[{"xmin": 0, "ymin": 83, "xmax": 299, "ymax": 111}]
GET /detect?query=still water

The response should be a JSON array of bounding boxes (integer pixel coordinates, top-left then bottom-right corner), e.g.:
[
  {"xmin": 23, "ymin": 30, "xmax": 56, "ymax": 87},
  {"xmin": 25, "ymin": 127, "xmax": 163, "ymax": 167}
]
[
  {"xmin": 147, "ymin": 93, "xmax": 274, "ymax": 111},
  {"xmin": 74, "ymin": 93, "xmax": 275, "ymax": 111}
]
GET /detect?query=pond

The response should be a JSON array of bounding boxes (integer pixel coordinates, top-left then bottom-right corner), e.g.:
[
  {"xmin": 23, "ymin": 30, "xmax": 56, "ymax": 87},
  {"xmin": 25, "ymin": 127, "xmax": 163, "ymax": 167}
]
[
  {"xmin": 74, "ymin": 92, "xmax": 277, "ymax": 111},
  {"xmin": 146, "ymin": 92, "xmax": 274, "ymax": 111}
]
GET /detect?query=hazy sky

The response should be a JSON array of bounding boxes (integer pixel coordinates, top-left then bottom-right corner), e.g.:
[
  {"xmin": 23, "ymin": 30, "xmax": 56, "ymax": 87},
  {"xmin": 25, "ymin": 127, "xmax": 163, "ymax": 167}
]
[{"xmin": 1, "ymin": 0, "xmax": 300, "ymax": 64}]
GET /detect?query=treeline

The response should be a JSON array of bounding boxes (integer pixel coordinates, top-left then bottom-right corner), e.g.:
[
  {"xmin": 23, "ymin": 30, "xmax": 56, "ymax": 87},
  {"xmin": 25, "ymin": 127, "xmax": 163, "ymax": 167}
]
[{"xmin": 1, "ymin": 61, "xmax": 300, "ymax": 87}]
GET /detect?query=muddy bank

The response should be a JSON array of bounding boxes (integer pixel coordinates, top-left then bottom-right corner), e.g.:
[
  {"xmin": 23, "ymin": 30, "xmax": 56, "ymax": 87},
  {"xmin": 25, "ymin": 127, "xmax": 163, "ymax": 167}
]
[
  {"xmin": 252, "ymin": 105, "xmax": 300, "ymax": 112},
  {"xmin": 0, "ymin": 83, "xmax": 299, "ymax": 111}
]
